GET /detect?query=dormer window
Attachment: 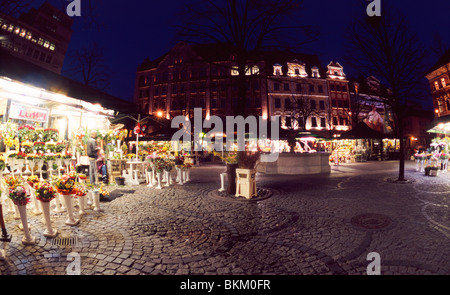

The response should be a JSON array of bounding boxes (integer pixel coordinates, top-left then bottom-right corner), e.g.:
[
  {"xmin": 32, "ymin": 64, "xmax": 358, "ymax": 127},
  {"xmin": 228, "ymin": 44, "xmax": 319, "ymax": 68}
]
[
  {"xmin": 287, "ymin": 61, "xmax": 307, "ymax": 77},
  {"xmin": 435, "ymin": 81, "xmax": 440, "ymax": 90},
  {"xmin": 311, "ymin": 66, "xmax": 320, "ymax": 78},
  {"xmin": 327, "ymin": 61, "xmax": 346, "ymax": 80},
  {"xmin": 441, "ymin": 78, "xmax": 447, "ymax": 88},
  {"xmin": 273, "ymin": 64, "xmax": 283, "ymax": 76}
]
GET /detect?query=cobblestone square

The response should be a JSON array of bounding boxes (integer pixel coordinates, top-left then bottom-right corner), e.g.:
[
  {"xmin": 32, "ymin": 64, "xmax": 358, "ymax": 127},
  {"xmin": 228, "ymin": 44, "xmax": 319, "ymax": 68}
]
[{"xmin": 0, "ymin": 160, "xmax": 449, "ymax": 275}]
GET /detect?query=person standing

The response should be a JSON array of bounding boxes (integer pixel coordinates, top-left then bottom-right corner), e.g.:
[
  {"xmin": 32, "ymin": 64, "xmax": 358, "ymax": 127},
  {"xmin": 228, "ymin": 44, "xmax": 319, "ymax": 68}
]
[{"xmin": 87, "ymin": 131, "xmax": 99, "ymax": 184}]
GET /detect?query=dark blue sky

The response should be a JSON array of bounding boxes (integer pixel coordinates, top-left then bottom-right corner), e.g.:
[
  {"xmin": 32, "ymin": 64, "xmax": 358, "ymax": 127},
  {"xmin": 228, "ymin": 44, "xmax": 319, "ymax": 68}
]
[{"xmin": 30, "ymin": 0, "xmax": 450, "ymax": 105}]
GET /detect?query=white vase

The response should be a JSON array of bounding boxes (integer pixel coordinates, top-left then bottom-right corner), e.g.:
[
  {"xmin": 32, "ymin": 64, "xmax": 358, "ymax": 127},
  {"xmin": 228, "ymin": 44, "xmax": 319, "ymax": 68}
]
[
  {"xmin": 78, "ymin": 195, "xmax": 86, "ymax": 215},
  {"xmin": 29, "ymin": 187, "xmax": 42, "ymax": 215},
  {"xmin": 177, "ymin": 167, "xmax": 183, "ymax": 185},
  {"xmin": 40, "ymin": 201, "xmax": 58, "ymax": 238},
  {"xmin": 62, "ymin": 194, "xmax": 79, "ymax": 226},
  {"xmin": 185, "ymin": 168, "xmax": 191, "ymax": 182},
  {"xmin": 86, "ymin": 191, "xmax": 92, "ymax": 206},
  {"xmin": 28, "ymin": 160, "xmax": 35, "ymax": 176},
  {"xmin": 182, "ymin": 169, "xmax": 187, "ymax": 183},
  {"xmin": 415, "ymin": 159, "xmax": 420, "ymax": 172},
  {"xmin": 155, "ymin": 172, "xmax": 162, "ymax": 189},
  {"xmin": 17, "ymin": 204, "xmax": 36, "ymax": 245},
  {"xmin": 53, "ymin": 193, "xmax": 65, "ymax": 213},
  {"xmin": 147, "ymin": 171, "xmax": 153, "ymax": 187},
  {"xmin": 219, "ymin": 173, "xmax": 226, "ymax": 192},
  {"xmin": 164, "ymin": 171, "xmax": 171, "ymax": 187},
  {"xmin": 92, "ymin": 190, "xmax": 102, "ymax": 212}
]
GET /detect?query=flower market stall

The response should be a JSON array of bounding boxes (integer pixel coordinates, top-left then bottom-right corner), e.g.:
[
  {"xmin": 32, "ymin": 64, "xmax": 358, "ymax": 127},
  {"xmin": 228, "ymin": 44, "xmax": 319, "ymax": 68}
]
[{"xmin": 414, "ymin": 137, "xmax": 449, "ymax": 176}]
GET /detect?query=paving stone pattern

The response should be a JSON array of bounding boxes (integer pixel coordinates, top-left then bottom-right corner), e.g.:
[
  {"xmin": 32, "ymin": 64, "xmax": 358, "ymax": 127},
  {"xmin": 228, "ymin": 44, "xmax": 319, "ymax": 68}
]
[{"xmin": 0, "ymin": 161, "xmax": 449, "ymax": 275}]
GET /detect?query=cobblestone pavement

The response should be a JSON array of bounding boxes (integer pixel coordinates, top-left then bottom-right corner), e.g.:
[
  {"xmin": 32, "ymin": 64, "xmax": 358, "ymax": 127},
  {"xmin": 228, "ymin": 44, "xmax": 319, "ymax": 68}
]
[{"xmin": 0, "ymin": 160, "xmax": 449, "ymax": 275}]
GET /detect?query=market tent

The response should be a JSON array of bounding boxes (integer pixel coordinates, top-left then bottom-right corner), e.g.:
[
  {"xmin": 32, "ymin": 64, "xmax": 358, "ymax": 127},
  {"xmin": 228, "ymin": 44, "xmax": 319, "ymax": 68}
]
[
  {"xmin": 340, "ymin": 122, "xmax": 386, "ymax": 139},
  {"xmin": 426, "ymin": 114, "xmax": 450, "ymax": 134},
  {"xmin": 0, "ymin": 49, "xmax": 135, "ymax": 113}
]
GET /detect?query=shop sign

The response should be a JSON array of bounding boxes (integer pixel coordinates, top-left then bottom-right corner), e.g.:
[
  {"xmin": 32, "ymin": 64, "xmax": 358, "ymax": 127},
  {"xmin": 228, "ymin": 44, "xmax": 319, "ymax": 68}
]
[{"xmin": 9, "ymin": 101, "xmax": 49, "ymax": 123}]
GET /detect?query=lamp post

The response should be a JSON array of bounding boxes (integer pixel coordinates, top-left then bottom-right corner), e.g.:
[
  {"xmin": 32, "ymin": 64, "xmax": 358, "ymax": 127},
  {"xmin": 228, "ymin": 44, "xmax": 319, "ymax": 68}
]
[{"xmin": 0, "ymin": 204, "xmax": 11, "ymax": 242}]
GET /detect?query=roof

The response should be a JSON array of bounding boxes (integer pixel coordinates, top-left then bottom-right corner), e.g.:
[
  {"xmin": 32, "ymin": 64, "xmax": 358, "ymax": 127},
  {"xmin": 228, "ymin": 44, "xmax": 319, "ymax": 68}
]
[
  {"xmin": 0, "ymin": 49, "xmax": 136, "ymax": 113},
  {"xmin": 136, "ymin": 42, "xmax": 326, "ymax": 76},
  {"xmin": 426, "ymin": 49, "xmax": 450, "ymax": 76}
]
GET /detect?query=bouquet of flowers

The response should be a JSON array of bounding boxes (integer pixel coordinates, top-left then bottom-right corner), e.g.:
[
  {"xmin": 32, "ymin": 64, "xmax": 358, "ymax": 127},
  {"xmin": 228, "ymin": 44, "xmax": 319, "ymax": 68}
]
[
  {"xmin": 26, "ymin": 175, "xmax": 40, "ymax": 187},
  {"xmin": 75, "ymin": 127, "xmax": 85, "ymax": 140},
  {"xmin": 45, "ymin": 141, "xmax": 56, "ymax": 152},
  {"xmin": 20, "ymin": 141, "xmax": 34, "ymax": 153},
  {"xmin": 44, "ymin": 128, "xmax": 59, "ymax": 142},
  {"xmin": 33, "ymin": 141, "xmax": 45, "ymax": 152},
  {"xmin": 44, "ymin": 153, "xmax": 56, "ymax": 161},
  {"xmin": 440, "ymin": 152, "xmax": 449, "ymax": 160},
  {"xmin": 34, "ymin": 181, "xmax": 57, "ymax": 202},
  {"xmin": 153, "ymin": 158, "xmax": 167, "ymax": 173},
  {"xmin": 75, "ymin": 183, "xmax": 87, "ymax": 197},
  {"xmin": 33, "ymin": 128, "xmax": 45, "ymax": 142},
  {"xmin": 54, "ymin": 173, "xmax": 77, "ymax": 195},
  {"xmin": 78, "ymin": 173, "xmax": 87, "ymax": 180},
  {"xmin": 17, "ymin": 125, "xmax": 35, "ymax": 141},
  {"xmin": 63, "ymin": 153, "xmax": 73, "ymax": 159},
  {"xmin": 55, "ymin": 141, "xmax": 66, "ymax": 153},
  {"xmin": 8, "ymin": 185, "xmax": 30, "ymax": 206},
  {"xmin": 99, "ymin": 183, "xmax": 109, "ymax": 197},
  {"xmin": 16, "ymin": 152, "xmax": 27, "ymax": 160},
  {"xmin": 4, "ymin": 175, "xmax": 23, "ymax": 189},
  {"xmin": 2, "ymin": 121, "xmax": 17, "ymax": 148},
  {"xmin": 174, "ymin": 156, "xmax": 184, "ymax": 166},
  {"xmin": 164, "ymin": 158, "xmax": 175, "ymax": 171}
]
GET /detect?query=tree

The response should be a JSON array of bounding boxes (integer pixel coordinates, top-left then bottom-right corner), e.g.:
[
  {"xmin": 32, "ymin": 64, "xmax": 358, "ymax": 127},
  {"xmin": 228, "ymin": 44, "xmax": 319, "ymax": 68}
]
[
  {"xmin": 176, "ymin": 0, "xmax": 317, "ymax": 116},
  {"xmin": 0, "ymin": 0, "xmax": 33, "ymax": 16},
  {"xmin": 345, "ymin": 5, "xmax": 427, "ymax": 181},
  {"xmin": 64, "ymin": 42, "xmax": 111, "ymax": 91}
]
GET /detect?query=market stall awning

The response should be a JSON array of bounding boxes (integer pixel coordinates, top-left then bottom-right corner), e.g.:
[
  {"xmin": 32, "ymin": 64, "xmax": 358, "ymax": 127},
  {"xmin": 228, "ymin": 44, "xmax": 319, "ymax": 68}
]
[
  {"xmin": 427, "ymin": 115, "xmax": 450, "ymax": 134},
  {"xmin": 0, "ymin": 49, "xmax": 136, "ymax": 114}
]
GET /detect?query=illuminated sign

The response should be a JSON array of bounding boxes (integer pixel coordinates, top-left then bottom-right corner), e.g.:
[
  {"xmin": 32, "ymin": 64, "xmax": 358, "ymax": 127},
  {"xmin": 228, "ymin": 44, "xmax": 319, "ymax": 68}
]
[{"xmin": 9, "ymin": 101, "xmax": 49, "ymax": 123}]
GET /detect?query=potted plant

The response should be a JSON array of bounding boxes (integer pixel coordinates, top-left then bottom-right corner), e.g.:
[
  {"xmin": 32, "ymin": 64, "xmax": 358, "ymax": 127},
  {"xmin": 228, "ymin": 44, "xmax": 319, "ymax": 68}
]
[
  {"xmin": 34, "ymin": 181, "xmax": 58, "ymax": 237},
  {"xmin": 213, "ymin": 151, "xmax": 239, "ymax": 195},
  {"xmin": 55, "ymin": 173, "xmax": 79, "ymax": 226},
  {"xmin": 6, "ymin": 177, "xmax": 35, "ymax": 244}
]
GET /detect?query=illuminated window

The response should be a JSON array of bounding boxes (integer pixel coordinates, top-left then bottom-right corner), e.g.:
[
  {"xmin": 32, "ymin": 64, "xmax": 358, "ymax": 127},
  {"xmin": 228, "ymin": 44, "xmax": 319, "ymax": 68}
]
[
  {"xmin": 26, "ymin": 32, "xmax": 32, "ymax": 40},
  {"xmin": 7, "ymin": 24, "xmax": 14, "ymax": 32},
  {"xmin": 38, "ymin": 38, "xmax": 44, "ymax": 46},
  {"xmin": 311, "ymin": 67, "xmax": 320, "ymax": 78},
  {"xmin": 43, "ymin": 40, "xmax": 50, "ymax": 48},
  {"xmin": 273, "ymin": 64, "xmax": 283, "ymax": 76},
  {"xmin": 14, "ymin": 27, "xmax": 20, "ymax": 34},
  {"xmin": 441, "ymin": 78, "xmax": 447, "ymax": 88},
  {"xmin": 435, "ymin": 81, "xmax": 439, "ymax": 90},
  {"xmin": 20, "ymin": 29, "xmax": 26, "ymax": 37},
  {"xmin": 231, "ymin": 66, "xmax": 239, "ymax": 76}
]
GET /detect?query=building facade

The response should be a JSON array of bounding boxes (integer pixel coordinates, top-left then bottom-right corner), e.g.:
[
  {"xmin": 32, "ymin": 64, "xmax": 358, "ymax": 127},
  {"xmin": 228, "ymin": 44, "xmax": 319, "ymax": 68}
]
[
  {"xmin": 0, "ymin": 2, "xmax": 73, "ymax": 74},
  {"xmin": 134, "ymin": 42, "xmax": 351, "ymax": 137},
  {"xmin": 425, "ymin": 49, "xmax": 450, "ymax": 122}
]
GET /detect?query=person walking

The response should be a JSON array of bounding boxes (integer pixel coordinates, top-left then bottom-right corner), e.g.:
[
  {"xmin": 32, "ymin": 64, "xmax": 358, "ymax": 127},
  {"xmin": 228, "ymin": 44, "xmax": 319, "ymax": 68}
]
[{"xmin": 87, "ymin": 131, "xmax": 99, "ymax": 184}]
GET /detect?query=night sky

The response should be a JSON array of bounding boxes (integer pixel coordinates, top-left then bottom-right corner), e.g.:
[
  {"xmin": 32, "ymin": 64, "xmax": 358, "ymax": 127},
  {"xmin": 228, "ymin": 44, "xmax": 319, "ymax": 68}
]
[{"xmin": 28, "ymin": 0, "xmax": 450, "ymax": 108}]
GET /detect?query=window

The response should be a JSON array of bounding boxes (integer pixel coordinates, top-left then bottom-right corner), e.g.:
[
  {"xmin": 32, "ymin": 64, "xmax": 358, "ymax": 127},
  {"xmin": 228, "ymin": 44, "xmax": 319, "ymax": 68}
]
[
  {"xmin": 330, "ymin": 84, "xmax": 335, "ymax": 91},
  {"xmin": 333, "ymin": 117, "xmax": 338, "ymax": 126},
  {"xmin": 318, "ymin": 85, "xmax": 323, "ymax": 93},
  {"xmin": 442, "ymin": 78, "xmax": 447, "ymax": 88},
  {"xmin": 320, "ymin": 117, "xmax": 326, "ymax": 128},
  {"xmin": 319, "ymin": 100, "xmax": 325, "ymax": 110},
  {"xmin": 285, "ymin": 98, "xmax": 291, "ymax": 109},
  {"xmin": 255, "ymin": 96, "xmax": 261, "ymax": 108},
  {"xmin": 284, "ymin": 83, "xmax": 290, "ymax": 91},
  {"xmin": 39, "ymin": 52, "xmax": 46, "ymax": 61},
  {"xmin": 275, "ymin": 98, "xmax": 281, "ymax": 108},
  {"xmin": 274, "ymin": 83, "xmax": 280, "ymax": 91},
  {"xmin": 342, "ymin": 85, "xmax": 347, "ymax": 92},
  {"xmin": 285, "ymin": 116, "xmax": 292, "ymax": 128},
  {"xmin": 295, "ymin": 69, "xmax": 300, "ymax": 75},
  {"xmin": 337, "ymin": 100, "xmax": 343, "ymax": 108},
  {"xmin": 212, "ymin": 97, "xmax": 217, "ymax": 109},
  {"xmin": 332, "ymin": 99, "xmax": 337, "ymax": 107},
  {"xmin": 309, "ymin": 84, "xmax": 314, "ymax": 93},
  {"xmin": 45, "ymin": 55, "xmax": 52, "ymax": 64},
  {"xmin": 339, "ymin": 117, "xmax": 344, "ymax": 126},
  {"xmin": 435, "ymin": 81, "xmax": 440, "ymax": 90},
  {"xmin": 172, "ymin": 85, "xmax": 177, "ymax": 94},
  {"xmin": 296, "ymin": 83, "xmax": 302, "ymax": 92},
  {"xmin": 154, "ymin": 86, "xmax": 159, "ymax": 96},
  {"xmin": 311, "ymin": 117, "xmax": 317, "ymax": 128},
  {"xmin": 343, "ymin": 100, "xmax": 349, "ymax": 108},
  {"xmin": 310, "ymin": 100, "xmax": 316, "ymax": 110}
]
